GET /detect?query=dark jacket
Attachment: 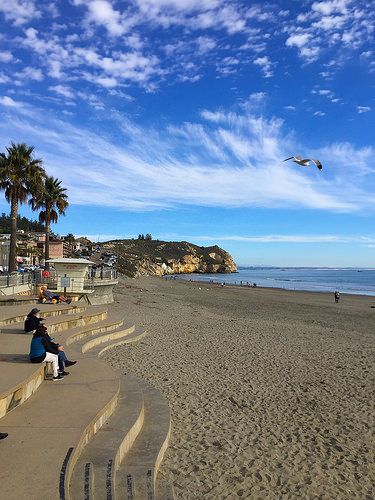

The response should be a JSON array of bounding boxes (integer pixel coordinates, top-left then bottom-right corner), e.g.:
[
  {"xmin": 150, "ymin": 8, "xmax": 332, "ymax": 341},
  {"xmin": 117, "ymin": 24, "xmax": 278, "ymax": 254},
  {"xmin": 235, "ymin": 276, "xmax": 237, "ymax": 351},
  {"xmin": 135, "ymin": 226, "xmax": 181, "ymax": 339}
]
[
  {"xmin": 24, "ymin": 315, "xmax": 44, "ymax": 333},
  {"xmin": 29, "ymin": 332, "xmax": 59, "ymax": 363}
]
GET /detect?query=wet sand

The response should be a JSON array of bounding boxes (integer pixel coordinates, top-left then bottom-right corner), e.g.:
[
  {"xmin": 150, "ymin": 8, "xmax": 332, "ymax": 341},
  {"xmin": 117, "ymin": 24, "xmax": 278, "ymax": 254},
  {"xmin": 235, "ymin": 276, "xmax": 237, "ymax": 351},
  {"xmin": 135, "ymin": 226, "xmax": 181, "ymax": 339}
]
[{"xmin": 104, "ymin": 276, "xmax": 375, "ymax": 499}]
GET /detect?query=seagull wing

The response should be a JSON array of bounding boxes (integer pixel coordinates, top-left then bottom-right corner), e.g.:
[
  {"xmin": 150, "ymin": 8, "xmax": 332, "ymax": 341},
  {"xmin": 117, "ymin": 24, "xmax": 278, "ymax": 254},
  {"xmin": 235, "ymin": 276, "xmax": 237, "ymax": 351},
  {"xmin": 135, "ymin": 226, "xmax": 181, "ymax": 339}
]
[
  {"xmin": 311, "ymin": 159, "xmax": 323, "ymax": 170},
  {"xmin": 283, "ymin": 157, "xmax": 295, "ymax": 161}
]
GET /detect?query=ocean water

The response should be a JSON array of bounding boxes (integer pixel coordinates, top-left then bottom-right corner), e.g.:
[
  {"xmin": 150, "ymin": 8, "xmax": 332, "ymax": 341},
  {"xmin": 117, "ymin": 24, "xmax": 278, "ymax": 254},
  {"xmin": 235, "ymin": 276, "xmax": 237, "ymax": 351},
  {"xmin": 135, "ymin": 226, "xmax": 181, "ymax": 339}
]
[{"xmin": 177, "ymin": 267, "xmax": 375, "ymax": 296}]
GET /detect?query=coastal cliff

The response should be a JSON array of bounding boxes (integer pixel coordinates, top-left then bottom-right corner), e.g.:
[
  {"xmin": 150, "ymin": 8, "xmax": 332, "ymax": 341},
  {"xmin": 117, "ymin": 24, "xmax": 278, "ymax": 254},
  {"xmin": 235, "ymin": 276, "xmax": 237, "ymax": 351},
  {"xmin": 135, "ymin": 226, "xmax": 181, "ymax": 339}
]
[{"xmin": 106, "ymin": 239, "xmax": 237, "ymax": 278}]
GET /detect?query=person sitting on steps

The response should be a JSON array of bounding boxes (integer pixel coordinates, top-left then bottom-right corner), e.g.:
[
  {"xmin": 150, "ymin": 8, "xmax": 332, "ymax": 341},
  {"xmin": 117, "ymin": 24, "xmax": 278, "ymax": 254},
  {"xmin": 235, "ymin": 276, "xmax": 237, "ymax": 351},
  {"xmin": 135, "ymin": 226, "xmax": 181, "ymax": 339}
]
[
  {"xmin": 42, "ymin": 324, "xmax": 77, "ymax": 370},
  {"xmin": 29, "ymin": 324, "xmax": 65, "ymax": 381},
  {"xmin": 24, "ymin": 308, "xmax": 46, "ymax": 334},
  {"xmin": 39, "ymin": 285, "xmax": 71, "ymax": 304},
  {"xmin": 29, "ymin": 325, "xmax": 76, "ymax": 380}
]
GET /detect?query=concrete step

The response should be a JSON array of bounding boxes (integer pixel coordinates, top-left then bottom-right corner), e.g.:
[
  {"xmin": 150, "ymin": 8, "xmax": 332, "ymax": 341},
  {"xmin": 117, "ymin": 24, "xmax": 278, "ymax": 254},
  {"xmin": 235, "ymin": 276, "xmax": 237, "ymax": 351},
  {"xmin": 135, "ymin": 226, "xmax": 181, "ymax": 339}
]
[
  {"xmin": 0, "ymin": 302, "xmax": 173, "ymax": 500},
  {"xmin": 65, "ymin": 313, "xmax": 127, "ymax": 347},
  {"xmin": 69, "ymin": 375, "xmax": 145, "ymax": 500},
  {"xmin": 0, "ymin": 305, "xmax": 91, "ymax": 418},
  {"xmin": 46, "ymin": 307, "xmax": 108, "ymax": 335},
  {"xmin": 80, "ymin": 323, "xmax": 136, "ymax": 354},
  {"xmin": 0, "ymin": 295, "xmax": 40, "ymax": 306},
  {"xmin": 0, "ymin": 349, "xmax": 120, "ymax": 500},
  {"xmin": 115, "ymin": 378, "xmax": 171, "ymax": 500},
  {"xmin": 0, "ymin": 303, "xmax": 87, "ymax": 329},
  {"xmin": 96, "ymin": 328, "xmax": 148, "ymax": 358},
  {"xmin": 0, "ymin": 305, "xmax": 110, "ymax": 421}
]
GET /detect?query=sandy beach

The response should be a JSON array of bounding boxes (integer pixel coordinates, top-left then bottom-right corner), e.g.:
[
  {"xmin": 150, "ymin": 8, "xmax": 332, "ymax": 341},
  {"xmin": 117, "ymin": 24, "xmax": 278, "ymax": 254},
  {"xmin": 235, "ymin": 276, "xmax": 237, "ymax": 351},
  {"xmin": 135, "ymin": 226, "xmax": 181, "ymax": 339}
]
[{"xmin": 104, "ymin": 276, "xmax": 375, "ymax": 499}]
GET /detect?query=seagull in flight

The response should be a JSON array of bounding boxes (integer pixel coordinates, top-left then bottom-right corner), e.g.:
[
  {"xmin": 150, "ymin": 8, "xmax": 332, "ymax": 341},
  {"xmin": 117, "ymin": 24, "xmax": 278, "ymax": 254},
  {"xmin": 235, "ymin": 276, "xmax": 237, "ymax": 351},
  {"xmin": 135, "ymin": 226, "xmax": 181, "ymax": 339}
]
[{"xmin": 284, "ymin": 156, "xmax": 323, "ymax": 171}]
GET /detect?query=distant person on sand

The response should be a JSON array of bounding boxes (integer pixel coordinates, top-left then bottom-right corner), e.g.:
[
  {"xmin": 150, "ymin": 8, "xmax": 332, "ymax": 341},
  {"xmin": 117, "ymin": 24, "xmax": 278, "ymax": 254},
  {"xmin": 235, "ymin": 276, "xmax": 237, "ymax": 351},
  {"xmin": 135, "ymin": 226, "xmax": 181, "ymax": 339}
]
[{"xmin": 334, "ymin": 291, "xmax": 340, "ymax": 303}]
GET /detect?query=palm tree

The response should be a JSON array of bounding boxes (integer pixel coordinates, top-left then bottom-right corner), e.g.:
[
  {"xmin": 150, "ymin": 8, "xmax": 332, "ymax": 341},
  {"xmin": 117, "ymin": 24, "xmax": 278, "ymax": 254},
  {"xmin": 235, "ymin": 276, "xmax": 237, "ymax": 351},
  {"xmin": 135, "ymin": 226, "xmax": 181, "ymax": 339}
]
[
  {"xmin": 0, "ymin": 143, "xmax": 45, "ymax": 272},
  {"xmin": 30, "ymin": 176, "xmax": 69, "ymax": 269}
]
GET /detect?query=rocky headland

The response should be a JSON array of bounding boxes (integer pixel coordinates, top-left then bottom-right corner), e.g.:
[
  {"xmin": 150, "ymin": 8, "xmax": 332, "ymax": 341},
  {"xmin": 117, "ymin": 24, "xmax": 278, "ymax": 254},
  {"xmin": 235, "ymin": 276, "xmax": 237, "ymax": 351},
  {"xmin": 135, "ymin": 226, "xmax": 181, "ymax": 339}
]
[{"xmin": 105, "ymin": 239, "xmax": 237, "ymax": 278}]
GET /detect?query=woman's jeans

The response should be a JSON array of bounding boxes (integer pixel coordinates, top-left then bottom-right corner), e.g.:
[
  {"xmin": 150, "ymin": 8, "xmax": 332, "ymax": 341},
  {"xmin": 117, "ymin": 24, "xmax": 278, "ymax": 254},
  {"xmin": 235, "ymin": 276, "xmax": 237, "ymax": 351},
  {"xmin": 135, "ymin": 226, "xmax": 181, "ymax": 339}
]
[{"xmin": 58, "ymin": 350, "xmax": 67, "ymax": 371}]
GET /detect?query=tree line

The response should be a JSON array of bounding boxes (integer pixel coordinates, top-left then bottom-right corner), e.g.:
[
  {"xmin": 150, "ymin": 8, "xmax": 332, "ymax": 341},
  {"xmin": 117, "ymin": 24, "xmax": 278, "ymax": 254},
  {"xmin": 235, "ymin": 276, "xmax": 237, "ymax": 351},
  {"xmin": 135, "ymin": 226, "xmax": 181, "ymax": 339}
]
[
  {"xmin": 0, "ymin": 213, "xmax": 45, "ymax": 233},
  {"xmin": 0, "ymin": 142, "xmax": 68, "ymax": 272}
]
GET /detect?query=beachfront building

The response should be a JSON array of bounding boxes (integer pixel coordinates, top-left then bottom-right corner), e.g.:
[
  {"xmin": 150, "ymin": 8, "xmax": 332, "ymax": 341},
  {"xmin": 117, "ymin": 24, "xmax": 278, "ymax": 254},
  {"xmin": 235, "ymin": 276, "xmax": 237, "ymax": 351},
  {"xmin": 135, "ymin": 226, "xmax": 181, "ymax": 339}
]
[
  {"xmin": 71, "ymin": 237, "xmax": 92, "ymax": 255},
  {"xmin": 36, "ymin": 235, "xmax": 69, "ymax": 260}
]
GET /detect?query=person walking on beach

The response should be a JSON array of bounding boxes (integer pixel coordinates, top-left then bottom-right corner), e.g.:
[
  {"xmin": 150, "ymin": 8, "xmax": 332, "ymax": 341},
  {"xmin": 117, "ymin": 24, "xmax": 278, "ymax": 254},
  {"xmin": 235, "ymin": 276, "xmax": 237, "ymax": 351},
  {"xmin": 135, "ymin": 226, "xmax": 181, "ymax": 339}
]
[{"xmin": 334, "ymin": 291, "xmax": 340, "ymax": 303}]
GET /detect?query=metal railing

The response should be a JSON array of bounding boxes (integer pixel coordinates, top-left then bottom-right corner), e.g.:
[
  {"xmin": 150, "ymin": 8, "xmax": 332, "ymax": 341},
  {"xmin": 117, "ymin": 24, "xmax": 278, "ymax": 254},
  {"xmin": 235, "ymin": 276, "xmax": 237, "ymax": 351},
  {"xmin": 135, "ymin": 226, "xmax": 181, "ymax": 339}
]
[
  {"xmin": 0, "ymin": 267, "xmax": 118, "ymax": 291},
  {"xmin": 0, "ymin": 273, "xmax": 35, "ymax": 289}
]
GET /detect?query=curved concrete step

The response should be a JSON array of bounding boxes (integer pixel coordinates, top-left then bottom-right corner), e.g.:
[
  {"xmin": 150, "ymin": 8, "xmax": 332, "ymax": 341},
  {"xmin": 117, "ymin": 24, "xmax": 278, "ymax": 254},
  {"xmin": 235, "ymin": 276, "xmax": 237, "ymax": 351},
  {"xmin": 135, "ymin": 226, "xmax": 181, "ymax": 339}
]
[
  {"xmin": 46, "ymin": 307, "xmax": 108, "ymax": 335},
  {"xmin": 81, "ymin": 323, "xmax": 135, "ymax": 353},
  {"xmin": 0, "ymin": 307, "xmax": 108, "ymax": 418},
  {"xmin": 69, "ymin": 375, "xmax": 145, "ymax": 500},
  {"xmin": 0, "ymin": 361, "xmax": 45, "ymax": 419},
  {"xmin": 0, "ymin": 303, "xmax": 87, "ymax": 329},
  {"xmin": 97, "ymin": 328, "xmax": 148, "ymax": 358},
  {"xmin": 66, "ymin": 313, "xmax": 127, "ymax": 347},
  {"xmin": 115, "ymin": 378, "xmax": 171, "ymax": 500},
  {"xmin": 0, "ymin": 295, "xmax": 40, "ymax": 306},
  {"xmin": 0, "ymin": 349, "xmax": 120, "ymax": 500},
  {"xmin": 0, "ymin": 315, "xmax": 80, "ymax": 419}
]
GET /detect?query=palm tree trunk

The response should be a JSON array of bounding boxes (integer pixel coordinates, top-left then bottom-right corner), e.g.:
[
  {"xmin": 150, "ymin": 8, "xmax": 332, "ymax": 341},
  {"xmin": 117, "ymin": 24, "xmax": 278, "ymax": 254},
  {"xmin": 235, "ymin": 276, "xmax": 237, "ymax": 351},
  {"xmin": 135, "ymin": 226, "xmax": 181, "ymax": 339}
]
[
  {"xmin": 44, "ymin": 216, "xmax": 50, "ymax": 270},
  {"xmin": 8, "ymin": 197, "xmax": 18, "ymax": 273}
]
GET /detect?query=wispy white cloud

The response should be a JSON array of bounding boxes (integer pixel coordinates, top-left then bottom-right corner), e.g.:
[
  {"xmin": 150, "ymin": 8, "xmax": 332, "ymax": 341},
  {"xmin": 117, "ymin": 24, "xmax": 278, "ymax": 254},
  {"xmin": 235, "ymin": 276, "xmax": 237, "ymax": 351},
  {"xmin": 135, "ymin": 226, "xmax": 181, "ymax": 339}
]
[
  {"xmin": 2, "ymin": 101, "xmax": 374, "ymax": 214},
  {"xmin": 79, "ymin": 233, "xmax": 375, "ymax": 245},
  {"xmin": 185, "ymin": 234, "xmax": 375, "ymax": 244},
  {"xmin": 253, "ymin": 55, "xmax": 273, "ymax": 77},
  {"xmin": 357, "ymin": 106, "xmax": 371, "ymax": 113},
  {"xmin": 0, "ymin": 74, "xmax": 11, "ymax": 84},
  {"xmin": 285, "ymin": 0, "xmax": 375, "ymax": 64},
  {"xmin": 0, "ymin": 50, "xmax": 14, "ymax": 63},
  {"xmin": 15, "ymin": 66, "xmax": 44, "ymax": 81},
  {"xmin": 0, "ymin": 96, "xmax": 23, "ymax": 107},
  {"xmin": 48, "ymin": 84, "xmax": 75, "ymax": 99},
  {"xmin": 0, "ymin": 0, "xmax": 40, "ymax": 26}
]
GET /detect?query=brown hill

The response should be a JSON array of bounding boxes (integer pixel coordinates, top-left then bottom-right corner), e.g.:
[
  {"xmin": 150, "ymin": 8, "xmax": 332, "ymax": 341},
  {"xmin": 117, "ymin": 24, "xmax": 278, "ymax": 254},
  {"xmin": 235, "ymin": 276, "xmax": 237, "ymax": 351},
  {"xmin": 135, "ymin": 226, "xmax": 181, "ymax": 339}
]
[{"xmin": 105, "ymin": 239, "xmax": 237, "ymax": 278}]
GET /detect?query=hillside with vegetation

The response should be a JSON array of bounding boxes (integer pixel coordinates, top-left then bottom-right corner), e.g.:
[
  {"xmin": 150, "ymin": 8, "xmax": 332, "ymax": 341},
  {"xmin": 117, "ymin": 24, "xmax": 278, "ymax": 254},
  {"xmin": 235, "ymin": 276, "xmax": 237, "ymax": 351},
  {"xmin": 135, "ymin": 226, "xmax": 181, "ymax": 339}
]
[
  {"xmin": 0, "ymin": 213, "xmax": 45, "ymax": 233},
  {"xmin": 104, "ymin": 238, "xmax": 237, "ymax": 278}
]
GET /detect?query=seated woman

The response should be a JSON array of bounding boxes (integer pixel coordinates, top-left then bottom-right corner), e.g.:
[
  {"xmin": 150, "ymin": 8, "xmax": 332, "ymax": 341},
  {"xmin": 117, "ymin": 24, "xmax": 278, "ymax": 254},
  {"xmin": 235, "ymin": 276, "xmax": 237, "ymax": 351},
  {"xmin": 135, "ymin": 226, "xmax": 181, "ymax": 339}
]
[
  {"xmin": 29, "ymin": 324, "xmax": 65, "ymax": 381},
  {"xmin": 42, "ymin": 326, "xmax": 77, "ymax": 369},
  {"xmin": 24, "ymin": 308, "xmax": 46, "ymax": 334},
  {"xmin": 39, "ymin": 285, "xmax": 71, "ymax": 304}
]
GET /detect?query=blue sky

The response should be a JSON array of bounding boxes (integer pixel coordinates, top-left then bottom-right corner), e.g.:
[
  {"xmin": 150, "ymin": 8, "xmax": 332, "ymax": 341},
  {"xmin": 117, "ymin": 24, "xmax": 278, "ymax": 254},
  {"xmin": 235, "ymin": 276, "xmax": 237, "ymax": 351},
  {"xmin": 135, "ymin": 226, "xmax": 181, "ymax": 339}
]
[{"xmin": 0, "ymin": 0, "xmax": 374, "ymax": 267}]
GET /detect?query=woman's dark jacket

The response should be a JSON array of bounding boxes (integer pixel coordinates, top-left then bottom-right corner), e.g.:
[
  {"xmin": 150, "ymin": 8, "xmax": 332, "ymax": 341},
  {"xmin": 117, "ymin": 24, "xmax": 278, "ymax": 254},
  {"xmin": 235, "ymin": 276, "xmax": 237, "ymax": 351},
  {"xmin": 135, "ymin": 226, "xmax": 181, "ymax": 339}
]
[
  {"xmin": 24, "ymin": 315, "xmax": 43, "ymax": 333},
  {"xmin": 29, "ymin": 332, "xmax": 59, "ymax": 363}
]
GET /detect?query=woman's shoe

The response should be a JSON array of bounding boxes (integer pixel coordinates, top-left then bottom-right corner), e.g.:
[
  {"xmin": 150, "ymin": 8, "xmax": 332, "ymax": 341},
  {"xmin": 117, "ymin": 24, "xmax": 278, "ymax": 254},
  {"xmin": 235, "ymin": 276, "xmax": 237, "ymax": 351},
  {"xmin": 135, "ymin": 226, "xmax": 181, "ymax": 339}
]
[{"xmin": 52, "ymin": 374, "xmax": 64, "ymax": 381}]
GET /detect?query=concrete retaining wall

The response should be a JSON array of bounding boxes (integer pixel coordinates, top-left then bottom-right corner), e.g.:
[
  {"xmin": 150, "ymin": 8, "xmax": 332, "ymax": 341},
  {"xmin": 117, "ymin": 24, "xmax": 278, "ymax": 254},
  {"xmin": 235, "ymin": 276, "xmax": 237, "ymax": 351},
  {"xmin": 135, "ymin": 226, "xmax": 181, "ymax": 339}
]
[{"xmin": 85, "ymin": 281, "xmax": 118, "ymax": 306}]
